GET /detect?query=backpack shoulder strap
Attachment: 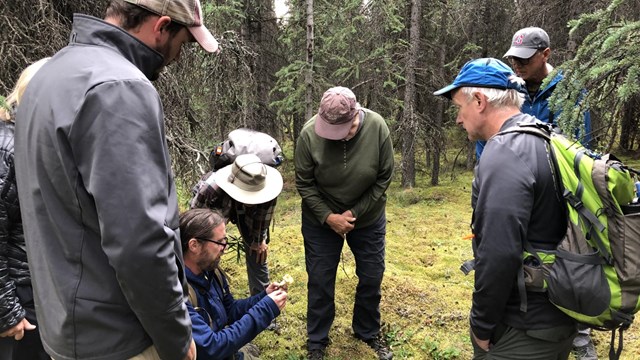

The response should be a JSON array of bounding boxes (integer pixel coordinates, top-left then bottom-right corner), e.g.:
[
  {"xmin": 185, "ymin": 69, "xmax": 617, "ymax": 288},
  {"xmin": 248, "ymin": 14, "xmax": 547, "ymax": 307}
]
[
  {"xmin": 187, "ymin": 283, "xmax": 199, "ymax": 309},
  {"xmin": 497, "ymin": 122, "xmax": 563, "ymax": 313},
  {"xmin": 187, "ymin": 282, "xmax": 214, "ymax": 328},
  {"xmin": 213, "ymin": 268, "xmax": 225, "ymax": 287},
  {"xmin": 497, "ymin": 122, "xmax": 552, "ymax": 141}
]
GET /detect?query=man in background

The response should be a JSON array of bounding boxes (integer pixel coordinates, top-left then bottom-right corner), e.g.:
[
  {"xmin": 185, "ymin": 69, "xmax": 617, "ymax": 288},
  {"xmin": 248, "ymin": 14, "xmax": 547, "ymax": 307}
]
[
  {"xmin": 15, "ymin": 0, "xmax": 218, "ymax": 359},
  {"xmin": 503, "ymin": 27, "xmax": 597, "ymax": 360},
  {"xmin": 476, "ymin": 27, "xmax": 592, "ymax": 160}
]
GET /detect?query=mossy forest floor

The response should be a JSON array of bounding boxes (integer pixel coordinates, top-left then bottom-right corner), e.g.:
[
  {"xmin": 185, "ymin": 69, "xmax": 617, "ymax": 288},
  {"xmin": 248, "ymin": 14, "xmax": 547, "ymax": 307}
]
[{"xmin": 184, "ymin": 155, "xmax": 640, "ymax": 359}]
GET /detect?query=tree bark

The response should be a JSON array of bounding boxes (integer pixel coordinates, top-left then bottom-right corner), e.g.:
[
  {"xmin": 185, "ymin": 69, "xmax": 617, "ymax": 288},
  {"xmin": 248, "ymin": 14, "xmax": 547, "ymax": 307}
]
[
  {"xmin": 305, "ymin": 0, "xmax": 314, "ymax": 121},
  {"xmin": 401, "ymin": 0, "xmax": 422, "ymax": 189},
  {"xmin": 431, "ymin": 1, "xmax": 447, "ymax": 184}
]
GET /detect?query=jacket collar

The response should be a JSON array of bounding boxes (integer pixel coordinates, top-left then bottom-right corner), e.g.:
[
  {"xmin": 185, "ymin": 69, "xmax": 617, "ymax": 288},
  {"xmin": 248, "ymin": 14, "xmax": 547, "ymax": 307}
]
[
  {"xmin": 70, "ymin": 14, "xmax": 164, "ymax": 80},
  {"xmin": 185, "ymin": 266, "xmax": 214, "ymax": 289},
  {"xmin": 537, "ymin": 64, "xmax": 563, "ymax": 95}
]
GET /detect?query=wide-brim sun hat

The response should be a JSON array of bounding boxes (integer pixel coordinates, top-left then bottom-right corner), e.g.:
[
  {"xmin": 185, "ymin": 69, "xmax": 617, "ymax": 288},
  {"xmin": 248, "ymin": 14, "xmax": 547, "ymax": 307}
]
[{"xmin": 214, "ymin": 154, "xmax": 283, "ymax": 205}]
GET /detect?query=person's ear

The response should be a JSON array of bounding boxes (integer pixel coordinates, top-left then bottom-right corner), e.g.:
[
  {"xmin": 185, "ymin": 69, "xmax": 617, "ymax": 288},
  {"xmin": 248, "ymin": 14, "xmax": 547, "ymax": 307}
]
[
  {"xmin": 542, "ymin": 47, "xmax": 551, "ymax": 60},
  {"xmin": 474, "ymin": 92, "xmax": 487, "ymax": 111},
  {"xmin": 473, "ymin": 92, "xmax": 482, "ymax": 105},
  {"xmin": 188, "ymin": 238, "xmax": 200, "ymax": 253},
  {"xmin": 153, "ymin": 16, "xmax": 173, "ymax": 38}
]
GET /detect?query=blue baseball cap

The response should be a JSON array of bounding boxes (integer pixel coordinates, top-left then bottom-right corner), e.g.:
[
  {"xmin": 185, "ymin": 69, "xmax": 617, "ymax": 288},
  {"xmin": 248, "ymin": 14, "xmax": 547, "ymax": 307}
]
[{"xmin": 433, "ymin": 58, "xmax": 522, "ymax": 98}]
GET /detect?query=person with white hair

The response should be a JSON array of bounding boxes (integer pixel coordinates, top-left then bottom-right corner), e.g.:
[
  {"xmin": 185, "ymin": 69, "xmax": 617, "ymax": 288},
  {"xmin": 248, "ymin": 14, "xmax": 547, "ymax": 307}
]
[{"xmin": 434, "ymin": 58, "xmax": 577, "ymax": 359}]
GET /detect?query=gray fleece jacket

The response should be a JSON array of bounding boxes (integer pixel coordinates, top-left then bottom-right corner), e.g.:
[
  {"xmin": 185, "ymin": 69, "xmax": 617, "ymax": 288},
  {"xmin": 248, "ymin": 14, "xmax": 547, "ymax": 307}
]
[
  {"xmin": 14, "ymin": 14, "xmax": 191, "ymax": 360},
  {"xmin": 470, "ymin": 114, "xmax": 575, "ymax": 341}
]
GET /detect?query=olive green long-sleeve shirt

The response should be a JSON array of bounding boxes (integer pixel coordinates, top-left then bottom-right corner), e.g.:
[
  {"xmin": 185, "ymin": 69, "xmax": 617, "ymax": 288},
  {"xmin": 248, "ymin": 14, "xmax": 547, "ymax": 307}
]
[{"xmin": 294, "ymin": 109, "xmax": 394, "ymax": 228}]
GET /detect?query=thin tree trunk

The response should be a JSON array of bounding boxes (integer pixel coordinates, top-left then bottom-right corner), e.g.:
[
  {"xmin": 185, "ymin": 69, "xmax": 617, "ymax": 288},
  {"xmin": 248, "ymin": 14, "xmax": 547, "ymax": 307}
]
[
  {"xmin": 432, "ymin": 1, "xmax": 446, "ymax": 185},
  {"xmin": 304, "ymin": 0, "xmax": 314, "ymax": 121},
  {"xmin": 401, "ymin": 0, "xmax": 422, "ymax": 189}
]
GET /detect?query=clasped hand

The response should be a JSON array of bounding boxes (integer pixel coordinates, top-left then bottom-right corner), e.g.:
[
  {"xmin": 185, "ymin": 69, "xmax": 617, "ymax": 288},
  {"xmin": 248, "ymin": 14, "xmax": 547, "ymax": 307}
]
[{"xmin": 326, "ymin": 210, "xmax": 356, "ymax": 236}]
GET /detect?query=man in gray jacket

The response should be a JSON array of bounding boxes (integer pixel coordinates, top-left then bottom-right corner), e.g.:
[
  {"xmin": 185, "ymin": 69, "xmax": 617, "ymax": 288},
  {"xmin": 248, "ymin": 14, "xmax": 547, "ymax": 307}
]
[
  {"xmin": 434, "ymin": 58, "xmax": 577, "ymax": 359},
  {"xmin": 14, "ymin": 1, "xmax": 218, "ymax": 359}
]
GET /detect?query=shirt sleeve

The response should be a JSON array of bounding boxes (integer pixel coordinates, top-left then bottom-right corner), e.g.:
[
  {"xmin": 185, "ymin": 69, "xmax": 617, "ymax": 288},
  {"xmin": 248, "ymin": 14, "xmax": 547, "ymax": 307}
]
[
  {"xmin": 470, "ymin": 140, "xmax": 536, "ymax": 340},
  {"xmin": 350, "ymin": 134, "xmax": 394, "ymax": 218},
  {"xmin": 237, "ymin": 200, "xmax": 275, "ymax": 244},
  {"xmin": 294, "ymin": 132, "xmax": 334, "ymax": 224}
]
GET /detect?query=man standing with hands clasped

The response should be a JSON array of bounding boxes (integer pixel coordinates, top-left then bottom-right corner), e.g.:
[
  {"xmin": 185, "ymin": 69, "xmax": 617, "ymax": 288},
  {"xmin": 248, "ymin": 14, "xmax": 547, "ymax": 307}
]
[
  {"xmin": 295, "ymin": 86, "xmax": 394, "ymax": 360},
  {"xmin": 15, "ymin": 0, "xmax": 219, "ymax": 359}
]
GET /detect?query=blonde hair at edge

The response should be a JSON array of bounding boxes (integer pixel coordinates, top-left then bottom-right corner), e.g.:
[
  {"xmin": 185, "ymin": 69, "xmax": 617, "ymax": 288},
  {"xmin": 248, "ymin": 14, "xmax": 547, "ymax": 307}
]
[
  {"xmin": 460, "ymin": 86, "xmax": 525, "ymax": 109},
  {"xmin": 0, "ymin": 57, "xmax": 51, "ymax": 122}
]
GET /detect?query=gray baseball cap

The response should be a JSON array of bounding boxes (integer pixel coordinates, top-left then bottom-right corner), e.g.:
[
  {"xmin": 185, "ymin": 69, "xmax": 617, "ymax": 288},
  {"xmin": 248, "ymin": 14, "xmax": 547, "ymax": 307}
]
[{"xmin": 503, "ymin": 27, "xmax": 550, "ymax": 59}]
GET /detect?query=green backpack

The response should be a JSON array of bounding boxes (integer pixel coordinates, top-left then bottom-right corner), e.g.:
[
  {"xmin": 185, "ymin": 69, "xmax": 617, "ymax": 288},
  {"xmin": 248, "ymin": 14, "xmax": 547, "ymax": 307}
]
[{"xmin": 502, "ymin": 123, "xmax": 640, "ymax": 359}]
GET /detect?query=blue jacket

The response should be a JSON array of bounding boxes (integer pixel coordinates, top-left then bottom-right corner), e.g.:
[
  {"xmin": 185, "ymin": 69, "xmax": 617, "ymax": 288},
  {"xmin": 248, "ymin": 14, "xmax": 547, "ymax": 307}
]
[
  {"xmin": 476, "ymin": 71, "xmax": 592, "ymax": 158},
  {"xmin": 186, "ymin": 267, "xmax": 280, "ymax": 360}
]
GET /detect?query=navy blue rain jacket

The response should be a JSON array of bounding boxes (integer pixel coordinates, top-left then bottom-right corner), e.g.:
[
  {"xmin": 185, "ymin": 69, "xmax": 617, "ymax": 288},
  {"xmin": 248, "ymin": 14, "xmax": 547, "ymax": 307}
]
[{"xmin": 186, "ymin": 267, "xmax": 279, "ymax": 360}]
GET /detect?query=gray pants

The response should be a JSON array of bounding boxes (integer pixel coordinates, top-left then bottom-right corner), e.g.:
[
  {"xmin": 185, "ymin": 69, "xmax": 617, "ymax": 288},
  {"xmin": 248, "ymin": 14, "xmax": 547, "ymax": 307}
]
[
  {"xmin": 244, "ymin": 237, "xmax": 270, "ymax": 296},
  {"xmin": 472, "ymin": 324, "xmax": 577, "ymax": 360},
  {"xmin": 572, "ymin": 325, "xmax": 592, "ymax": 347}
]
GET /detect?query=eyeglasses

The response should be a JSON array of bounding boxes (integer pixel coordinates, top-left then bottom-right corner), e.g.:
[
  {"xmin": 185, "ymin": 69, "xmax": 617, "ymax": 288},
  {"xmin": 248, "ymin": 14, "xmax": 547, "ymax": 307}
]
[
  {"xmin": 507, "ymin": 50, "xmax": 541, "ymax": 66},
  {"xmin": 196, "ymin": 236, "xmax": 228, "ymax": 249}
]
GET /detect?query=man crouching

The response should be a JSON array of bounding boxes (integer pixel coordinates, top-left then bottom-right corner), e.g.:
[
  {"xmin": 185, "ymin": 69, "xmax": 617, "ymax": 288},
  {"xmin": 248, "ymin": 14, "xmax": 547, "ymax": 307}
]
[{"xmin": 180, "ymin": 208, "xmax": 288, "ymax": 360}]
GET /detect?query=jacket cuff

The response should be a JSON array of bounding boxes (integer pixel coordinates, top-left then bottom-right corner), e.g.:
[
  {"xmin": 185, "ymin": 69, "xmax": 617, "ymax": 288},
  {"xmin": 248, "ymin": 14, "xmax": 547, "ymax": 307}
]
[{"xmin": 470, "ymin": 319, "xmax": 492, "ymax": 341}]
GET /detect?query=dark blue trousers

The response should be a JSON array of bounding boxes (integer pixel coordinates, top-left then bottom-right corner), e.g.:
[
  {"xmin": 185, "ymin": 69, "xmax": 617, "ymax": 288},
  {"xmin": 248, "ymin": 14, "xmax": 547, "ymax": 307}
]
[
  {"xmin": 471, "ymin": 324, "xmax": 576, "ymax": 360},
  {"xmin": 303, "ymin": 214, "xmax": 386, "ymax": 350}
]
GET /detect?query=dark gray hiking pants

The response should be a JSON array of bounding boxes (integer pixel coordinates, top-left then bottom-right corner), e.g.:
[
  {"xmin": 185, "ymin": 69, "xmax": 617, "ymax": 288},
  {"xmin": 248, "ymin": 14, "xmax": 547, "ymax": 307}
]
[
  {"xmin": 472, "ymin": 324, "xmax": 577, "ymax": 360},
  {"xmin": 303, "ymin": 214, "xmax": 386, "ymax": 350}
]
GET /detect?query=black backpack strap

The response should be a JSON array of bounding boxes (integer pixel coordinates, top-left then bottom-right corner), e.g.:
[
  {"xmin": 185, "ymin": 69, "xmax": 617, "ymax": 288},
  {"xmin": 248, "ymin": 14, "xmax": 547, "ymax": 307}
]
[
  {"xmin": 497, "ymin": 122, "xmax": 552, "ymax": 141},
  {"xmin": 499, "ymin": 124, "xmax": 556, "ymax": 313},
  {"xmin": 609, "ymin": 328, "xmax": 624, "ymax": 360}
]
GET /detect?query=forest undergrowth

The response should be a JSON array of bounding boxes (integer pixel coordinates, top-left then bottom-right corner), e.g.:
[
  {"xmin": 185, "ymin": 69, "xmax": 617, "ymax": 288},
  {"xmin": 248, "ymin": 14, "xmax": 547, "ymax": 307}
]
[{"xmin": 178, "ymin": 153, "xmax": 640, "ymax": 359}]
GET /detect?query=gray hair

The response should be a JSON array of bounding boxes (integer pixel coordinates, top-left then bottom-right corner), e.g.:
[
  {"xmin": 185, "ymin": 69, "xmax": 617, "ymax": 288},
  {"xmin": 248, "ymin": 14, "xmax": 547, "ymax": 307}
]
[{"xmin": 460, "ymin": 87, "xmax": 524, "ymax": 109}]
